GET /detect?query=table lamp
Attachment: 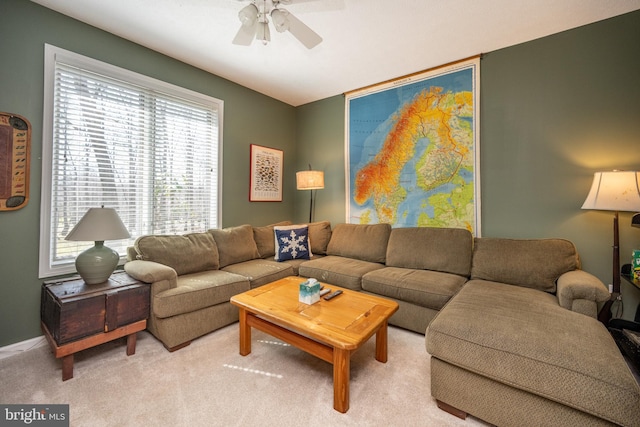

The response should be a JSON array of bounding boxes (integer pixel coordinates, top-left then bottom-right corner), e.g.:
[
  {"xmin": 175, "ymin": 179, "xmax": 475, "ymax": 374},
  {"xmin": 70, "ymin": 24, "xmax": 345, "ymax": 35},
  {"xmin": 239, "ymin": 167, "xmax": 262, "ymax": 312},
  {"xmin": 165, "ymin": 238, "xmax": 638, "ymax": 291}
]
[
  {"xmin": 582, "ymin": 170, "xmax": 640, "ymax": 322},
  {"xmin": 296, "ymin": 165, "xmax": 324, "ymax": 223},
  {"xmin": 65, "ymin": 206, "xmax": 131, "ymax": 285}
]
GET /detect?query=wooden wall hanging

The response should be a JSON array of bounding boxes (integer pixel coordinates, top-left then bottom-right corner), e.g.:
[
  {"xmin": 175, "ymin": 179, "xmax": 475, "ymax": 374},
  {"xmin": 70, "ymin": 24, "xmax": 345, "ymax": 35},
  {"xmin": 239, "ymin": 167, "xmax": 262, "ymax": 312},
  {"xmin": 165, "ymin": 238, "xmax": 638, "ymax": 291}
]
[{"xmin": 0, "ymin": 112, "xmax": 31, "ymax": 211}]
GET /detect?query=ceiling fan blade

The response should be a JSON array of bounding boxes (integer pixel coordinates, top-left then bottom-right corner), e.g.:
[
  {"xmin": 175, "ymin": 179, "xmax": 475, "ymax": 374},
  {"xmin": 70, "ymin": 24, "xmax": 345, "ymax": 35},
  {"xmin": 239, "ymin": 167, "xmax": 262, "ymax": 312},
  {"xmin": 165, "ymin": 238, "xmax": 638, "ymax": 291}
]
[
  {"xmin": 232, "ymin": 22, "xmax": 257, "ymax": 46},
  {"xmin": 285, "ymin": 12, "xmax": 322, "ymax": 49}
]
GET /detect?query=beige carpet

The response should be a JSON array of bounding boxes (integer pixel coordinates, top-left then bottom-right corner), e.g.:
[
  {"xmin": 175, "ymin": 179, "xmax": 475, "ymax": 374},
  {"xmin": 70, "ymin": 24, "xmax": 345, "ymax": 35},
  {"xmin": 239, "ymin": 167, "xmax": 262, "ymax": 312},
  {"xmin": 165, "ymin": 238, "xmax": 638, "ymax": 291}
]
[{"xmin": 0, "ymin": 325, "xmax": 488, "ymax": 426}]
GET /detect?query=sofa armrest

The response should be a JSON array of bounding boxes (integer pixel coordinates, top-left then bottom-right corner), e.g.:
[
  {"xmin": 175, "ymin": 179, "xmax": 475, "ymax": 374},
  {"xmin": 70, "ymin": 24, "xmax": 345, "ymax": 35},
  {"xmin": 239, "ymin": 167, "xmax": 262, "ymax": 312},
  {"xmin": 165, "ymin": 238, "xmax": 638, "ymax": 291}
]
[
  {"xmin": 124, "ymin": 260, "xmax": 178, "ymax": 294},
  {"xmin": 556, "ymin": 270, "xmax": 610, "ymax": 318}
]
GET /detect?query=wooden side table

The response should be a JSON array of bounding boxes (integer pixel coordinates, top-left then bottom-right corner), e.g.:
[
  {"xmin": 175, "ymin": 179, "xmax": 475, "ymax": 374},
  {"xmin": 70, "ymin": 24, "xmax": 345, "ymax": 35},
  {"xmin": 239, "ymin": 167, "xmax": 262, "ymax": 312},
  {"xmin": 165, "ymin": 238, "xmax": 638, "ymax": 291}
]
[
  {"xmin": 41, "ymin": 271, "xmax": 150, "ymax": 381},
  {"xmin": 41, "ymin": 319, "xmax": 146, "ymax": 381}
]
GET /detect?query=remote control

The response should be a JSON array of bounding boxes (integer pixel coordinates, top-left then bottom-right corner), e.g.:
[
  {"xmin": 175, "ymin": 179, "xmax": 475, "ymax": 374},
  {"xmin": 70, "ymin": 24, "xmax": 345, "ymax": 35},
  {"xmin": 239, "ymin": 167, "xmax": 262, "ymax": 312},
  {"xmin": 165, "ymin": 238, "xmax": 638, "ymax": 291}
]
[
  {"xmin": 320, "ymin": 288, "xmax": 331, "ymax": 297},
  {"xmin": 323, "ymin": 290, "xmax": 343, "ymax": 300}
]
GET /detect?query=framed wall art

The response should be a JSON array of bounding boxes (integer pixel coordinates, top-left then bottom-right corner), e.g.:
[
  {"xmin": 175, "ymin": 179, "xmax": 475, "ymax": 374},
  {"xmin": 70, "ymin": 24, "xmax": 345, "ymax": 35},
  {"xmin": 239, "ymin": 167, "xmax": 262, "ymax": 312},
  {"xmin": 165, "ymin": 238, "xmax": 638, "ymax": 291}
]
[
  {"xmin": 249, "ymin": 144, "xmax": 283, "ymax": 202},
  {"xmin": 344, "ymin": 56, "xmax": 481, "ymax": 235},
  {"xmin": 0, "ymin": 112, "xmax": 31, "ymax": 211}
]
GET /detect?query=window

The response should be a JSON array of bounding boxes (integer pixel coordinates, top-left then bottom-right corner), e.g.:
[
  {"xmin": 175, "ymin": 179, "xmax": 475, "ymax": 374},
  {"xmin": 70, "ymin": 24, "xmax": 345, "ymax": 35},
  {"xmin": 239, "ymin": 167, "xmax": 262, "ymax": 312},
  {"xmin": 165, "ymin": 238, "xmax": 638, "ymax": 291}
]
[{"xmin": 39, "ymin": 45, "xmax": 223, "ymax": 278}]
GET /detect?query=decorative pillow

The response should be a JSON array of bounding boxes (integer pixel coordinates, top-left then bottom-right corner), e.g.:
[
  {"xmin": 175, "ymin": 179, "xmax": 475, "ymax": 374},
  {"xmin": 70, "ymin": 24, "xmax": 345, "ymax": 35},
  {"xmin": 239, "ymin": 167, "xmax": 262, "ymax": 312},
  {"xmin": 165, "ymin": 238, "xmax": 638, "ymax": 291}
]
[{"xmin": 274, "ymin": 225, "xmax": 312, "ymax": 261}]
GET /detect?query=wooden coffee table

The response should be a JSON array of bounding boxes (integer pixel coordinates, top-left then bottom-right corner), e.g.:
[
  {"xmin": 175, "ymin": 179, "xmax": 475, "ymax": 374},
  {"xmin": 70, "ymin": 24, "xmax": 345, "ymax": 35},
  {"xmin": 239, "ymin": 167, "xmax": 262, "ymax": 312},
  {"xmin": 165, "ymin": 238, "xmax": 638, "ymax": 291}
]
[{"xmin": 230, "ymin": 276, "xmax": 398, "ymax": 413}]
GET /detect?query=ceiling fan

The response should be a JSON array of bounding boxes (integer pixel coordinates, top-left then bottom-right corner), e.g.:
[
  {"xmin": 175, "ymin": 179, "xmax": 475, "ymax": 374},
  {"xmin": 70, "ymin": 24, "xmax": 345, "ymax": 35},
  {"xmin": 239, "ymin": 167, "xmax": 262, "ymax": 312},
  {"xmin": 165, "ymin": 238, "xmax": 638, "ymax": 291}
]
[{"xmin": 232, "ymin": 0, "xmax": 323, "ymax": 49}]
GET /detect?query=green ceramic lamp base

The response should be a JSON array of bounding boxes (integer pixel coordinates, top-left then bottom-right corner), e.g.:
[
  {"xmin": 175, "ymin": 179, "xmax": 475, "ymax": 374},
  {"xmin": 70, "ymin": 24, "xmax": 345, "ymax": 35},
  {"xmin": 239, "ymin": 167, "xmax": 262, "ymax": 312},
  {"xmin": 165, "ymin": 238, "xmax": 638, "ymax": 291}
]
[{"xmin": 75, "ymin": 241, "xmax": 119, "ymax": 285}]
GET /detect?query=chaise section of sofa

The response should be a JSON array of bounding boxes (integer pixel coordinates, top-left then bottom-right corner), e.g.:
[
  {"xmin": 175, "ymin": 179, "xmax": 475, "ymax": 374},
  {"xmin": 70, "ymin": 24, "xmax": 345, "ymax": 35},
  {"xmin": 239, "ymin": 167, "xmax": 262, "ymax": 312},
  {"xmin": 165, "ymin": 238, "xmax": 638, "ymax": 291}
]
[
  {"xmin": 299, "ymin": 223, "xmax": 391, "ymax": 290},
  {"xmin": 426, "ymin": 237, "xmax": 640, "ymax": 426},
  {"xmin": 362, "ymin": 226, "xmax": 473, "ymax": 334}
]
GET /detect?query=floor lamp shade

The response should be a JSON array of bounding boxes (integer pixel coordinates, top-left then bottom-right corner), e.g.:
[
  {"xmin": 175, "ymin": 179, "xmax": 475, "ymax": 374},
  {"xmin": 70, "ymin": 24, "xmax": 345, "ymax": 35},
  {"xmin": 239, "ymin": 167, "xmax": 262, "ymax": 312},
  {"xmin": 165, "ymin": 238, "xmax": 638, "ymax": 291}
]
[
  {"xmin": 65, "ymin": 207, "xmax": 131, "ymax": 285},
  {"xmin": 296, "ymin": 170, "xmax": 324, "ymax": 190},
  {"xmin": 296, "ymin": 170, "xmax": 325, "ymax": 223},
  {"xmin": 581, "ymin": 171, "xmax": 640, "ymax": 212}
]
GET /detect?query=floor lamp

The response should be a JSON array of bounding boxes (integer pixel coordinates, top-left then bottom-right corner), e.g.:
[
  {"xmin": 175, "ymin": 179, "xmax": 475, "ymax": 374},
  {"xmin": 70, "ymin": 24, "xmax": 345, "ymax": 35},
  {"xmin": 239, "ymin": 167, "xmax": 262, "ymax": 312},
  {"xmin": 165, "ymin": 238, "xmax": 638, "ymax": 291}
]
[
  {"xmin": 582, "ymin": 170, "xmax": 640, "ymax": 323},
  {"xmin": 296, "ymin": 166, "xmax": 324, "ymax": 223}
]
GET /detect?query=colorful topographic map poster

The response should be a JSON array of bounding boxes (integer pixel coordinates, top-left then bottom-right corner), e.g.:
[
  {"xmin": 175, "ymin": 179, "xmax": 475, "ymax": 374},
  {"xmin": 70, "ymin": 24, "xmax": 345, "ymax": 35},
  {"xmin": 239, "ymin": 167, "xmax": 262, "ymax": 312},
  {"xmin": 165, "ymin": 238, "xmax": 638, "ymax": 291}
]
[{"xmin": 345, "ymin": 57, "xmax": 480, "ymax": 235}]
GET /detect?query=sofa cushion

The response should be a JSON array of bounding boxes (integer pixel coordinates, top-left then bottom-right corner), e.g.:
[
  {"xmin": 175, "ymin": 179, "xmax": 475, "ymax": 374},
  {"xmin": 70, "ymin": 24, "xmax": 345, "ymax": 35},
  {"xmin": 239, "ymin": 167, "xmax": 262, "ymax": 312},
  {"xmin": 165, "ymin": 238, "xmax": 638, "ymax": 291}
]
[
  {"xmin": 134, "ymin": 232, "xmax": 219, "ymax": 276},
  {"xmin": 153, "ymin": 270, "xmax": 249, "ymax": 318},
  {"xmin": 386, "ymin": 227, "xmax": 473, "ymax": 277},
  {"xmin": 279, "ymin": 255, "xmax": 323, "ymax": 276},
  {"xmin": 209, "ymin": 224, "xmax": 260, "ymax": 268},
  {"xmin": 253, "ymin": 221, "xmax": 292, "ymax": 258},
  {"xmin": 299, "ymin": 255, "xmax": 385, "ymax": 290},
  {"xmin": 222, "ymin": 259, "xmax": 295, "ymax": 289},
  {"xmin": 471, "ymin": 238, "xmax": 579, "ymax": 293},
  {"xmin": 274, "ymin": 225, "xmax": 311, "ymax": 261},
  {"xmin": 327, "ymin": 223, "xmax": 391, "ymax": 263},
  {"xmin": 426, "ymin": 279, "xmax": 640, "ymax": 426},
  {"xmin": 307, "ymin": 221, "xmax": 332, "ymax": 255},
  {"xmin": 362, "ymin": 267, "xmax": 467, "ymax": 311}
]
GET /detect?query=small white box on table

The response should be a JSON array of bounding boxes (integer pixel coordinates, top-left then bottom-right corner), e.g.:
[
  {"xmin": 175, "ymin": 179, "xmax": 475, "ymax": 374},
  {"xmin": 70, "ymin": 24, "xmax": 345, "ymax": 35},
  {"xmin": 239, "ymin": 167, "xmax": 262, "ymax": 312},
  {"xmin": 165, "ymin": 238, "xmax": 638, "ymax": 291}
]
[{"xmin": 299, "ymin": 278, "xmax": 320, "ymax": 304}]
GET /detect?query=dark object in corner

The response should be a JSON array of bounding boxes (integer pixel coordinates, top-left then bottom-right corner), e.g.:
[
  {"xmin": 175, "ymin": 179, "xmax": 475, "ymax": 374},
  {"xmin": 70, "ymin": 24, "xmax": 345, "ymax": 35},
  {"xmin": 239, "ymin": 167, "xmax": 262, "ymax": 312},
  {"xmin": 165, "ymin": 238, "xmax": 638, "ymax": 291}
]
[
  {"xmin": 608, "ymin": 266, "xmax": 640, "ymax": 372},
  {"xmin": 609, "ymin": 320, "xmax": 640, "ymax": 373}
]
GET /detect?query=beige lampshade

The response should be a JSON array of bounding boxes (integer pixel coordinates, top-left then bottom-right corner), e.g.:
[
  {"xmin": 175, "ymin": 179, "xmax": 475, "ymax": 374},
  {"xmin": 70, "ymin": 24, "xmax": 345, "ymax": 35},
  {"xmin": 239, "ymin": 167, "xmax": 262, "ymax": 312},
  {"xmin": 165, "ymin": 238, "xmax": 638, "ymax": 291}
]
[
  {"xmin": 296, "ymin": 170, "xmax": 325, "ymax": 190},
  {"xmin": 65, "ymin": 207, "xmax": 130, "ymax": 242},
  {"xmin": 582, "ymin": 171, "xmax": 640, "ymax": 212}
]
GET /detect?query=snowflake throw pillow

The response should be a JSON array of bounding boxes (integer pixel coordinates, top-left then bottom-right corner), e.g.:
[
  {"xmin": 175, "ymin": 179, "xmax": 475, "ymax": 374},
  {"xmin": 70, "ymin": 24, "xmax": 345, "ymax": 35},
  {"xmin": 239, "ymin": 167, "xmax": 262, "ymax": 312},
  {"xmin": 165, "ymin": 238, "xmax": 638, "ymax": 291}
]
[{"xmin": 274, "ymin": 225, "xmax": 312, "ymax": 261}]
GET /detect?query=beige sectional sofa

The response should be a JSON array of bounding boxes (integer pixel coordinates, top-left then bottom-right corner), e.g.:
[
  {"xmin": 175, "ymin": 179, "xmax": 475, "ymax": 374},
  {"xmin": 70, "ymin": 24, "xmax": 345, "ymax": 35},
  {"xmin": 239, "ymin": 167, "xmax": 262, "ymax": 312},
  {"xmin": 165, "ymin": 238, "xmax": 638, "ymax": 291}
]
[{"xmin": 124, "ymin": 220, "xmax": 640, "ymax": 426}]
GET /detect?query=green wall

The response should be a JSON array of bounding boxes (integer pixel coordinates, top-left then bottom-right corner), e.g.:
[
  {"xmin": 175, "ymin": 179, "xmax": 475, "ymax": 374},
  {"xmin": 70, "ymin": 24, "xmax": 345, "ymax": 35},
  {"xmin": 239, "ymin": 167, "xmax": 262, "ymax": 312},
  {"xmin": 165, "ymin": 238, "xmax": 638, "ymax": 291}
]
[
  {"xmin": 0, "ymin": 0, "xmax": 297, "ymax": 346},
  {"xmin": 481, "ymin": 10, "xmax": 640, "ymax": 316},
  {"xmin": 1, "ymin": 1, "xmax": 639, "ymax": 347},
  {"xmin": 297, "ymin": 11, "xmax": 640, "ymax": 318},
  {"xmin": 294, "ymin": 96, "xmax": 346, "ymax": 224}
]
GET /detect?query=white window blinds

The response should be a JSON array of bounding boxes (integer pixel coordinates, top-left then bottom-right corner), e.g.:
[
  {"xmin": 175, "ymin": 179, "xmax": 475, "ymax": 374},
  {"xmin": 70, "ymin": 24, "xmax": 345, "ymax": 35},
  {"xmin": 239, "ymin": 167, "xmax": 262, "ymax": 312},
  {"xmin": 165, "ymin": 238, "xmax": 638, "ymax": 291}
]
[{"xmin": 40, "ymin": 45, "xmax": 222, "ymax": 278}]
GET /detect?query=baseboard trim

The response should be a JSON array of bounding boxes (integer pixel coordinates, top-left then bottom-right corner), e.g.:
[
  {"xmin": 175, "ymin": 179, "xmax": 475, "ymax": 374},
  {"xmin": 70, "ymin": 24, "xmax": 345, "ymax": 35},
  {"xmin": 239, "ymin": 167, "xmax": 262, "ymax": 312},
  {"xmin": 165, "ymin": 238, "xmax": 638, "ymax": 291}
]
[{"xmin": 0, "ymin": 335, "xmax": 47, "ymax": 360}]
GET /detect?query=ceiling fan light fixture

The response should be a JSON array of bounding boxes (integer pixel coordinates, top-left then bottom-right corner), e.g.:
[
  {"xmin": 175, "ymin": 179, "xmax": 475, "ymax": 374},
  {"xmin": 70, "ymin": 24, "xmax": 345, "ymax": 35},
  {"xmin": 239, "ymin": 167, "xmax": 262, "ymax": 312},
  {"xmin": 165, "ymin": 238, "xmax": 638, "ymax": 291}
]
[
  {"xmin": 271, "ymin": 9, "xmax": 290, "ymax": 33},
  {"xmin": 238, "ymin": 4, "xmax": 259, "ymax": 27},
  {"xmin": 232, "ymin": 0, "xmax": 322, "ymax": 49}
]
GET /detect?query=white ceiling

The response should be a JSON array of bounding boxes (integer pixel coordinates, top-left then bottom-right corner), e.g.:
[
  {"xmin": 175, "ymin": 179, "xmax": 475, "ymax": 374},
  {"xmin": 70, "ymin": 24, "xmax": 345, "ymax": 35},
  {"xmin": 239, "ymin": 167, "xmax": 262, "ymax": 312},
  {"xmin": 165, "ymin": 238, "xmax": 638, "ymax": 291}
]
[{"xmin": 31, "ymin": 0, "xmax": 640, "ymax": 106}]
